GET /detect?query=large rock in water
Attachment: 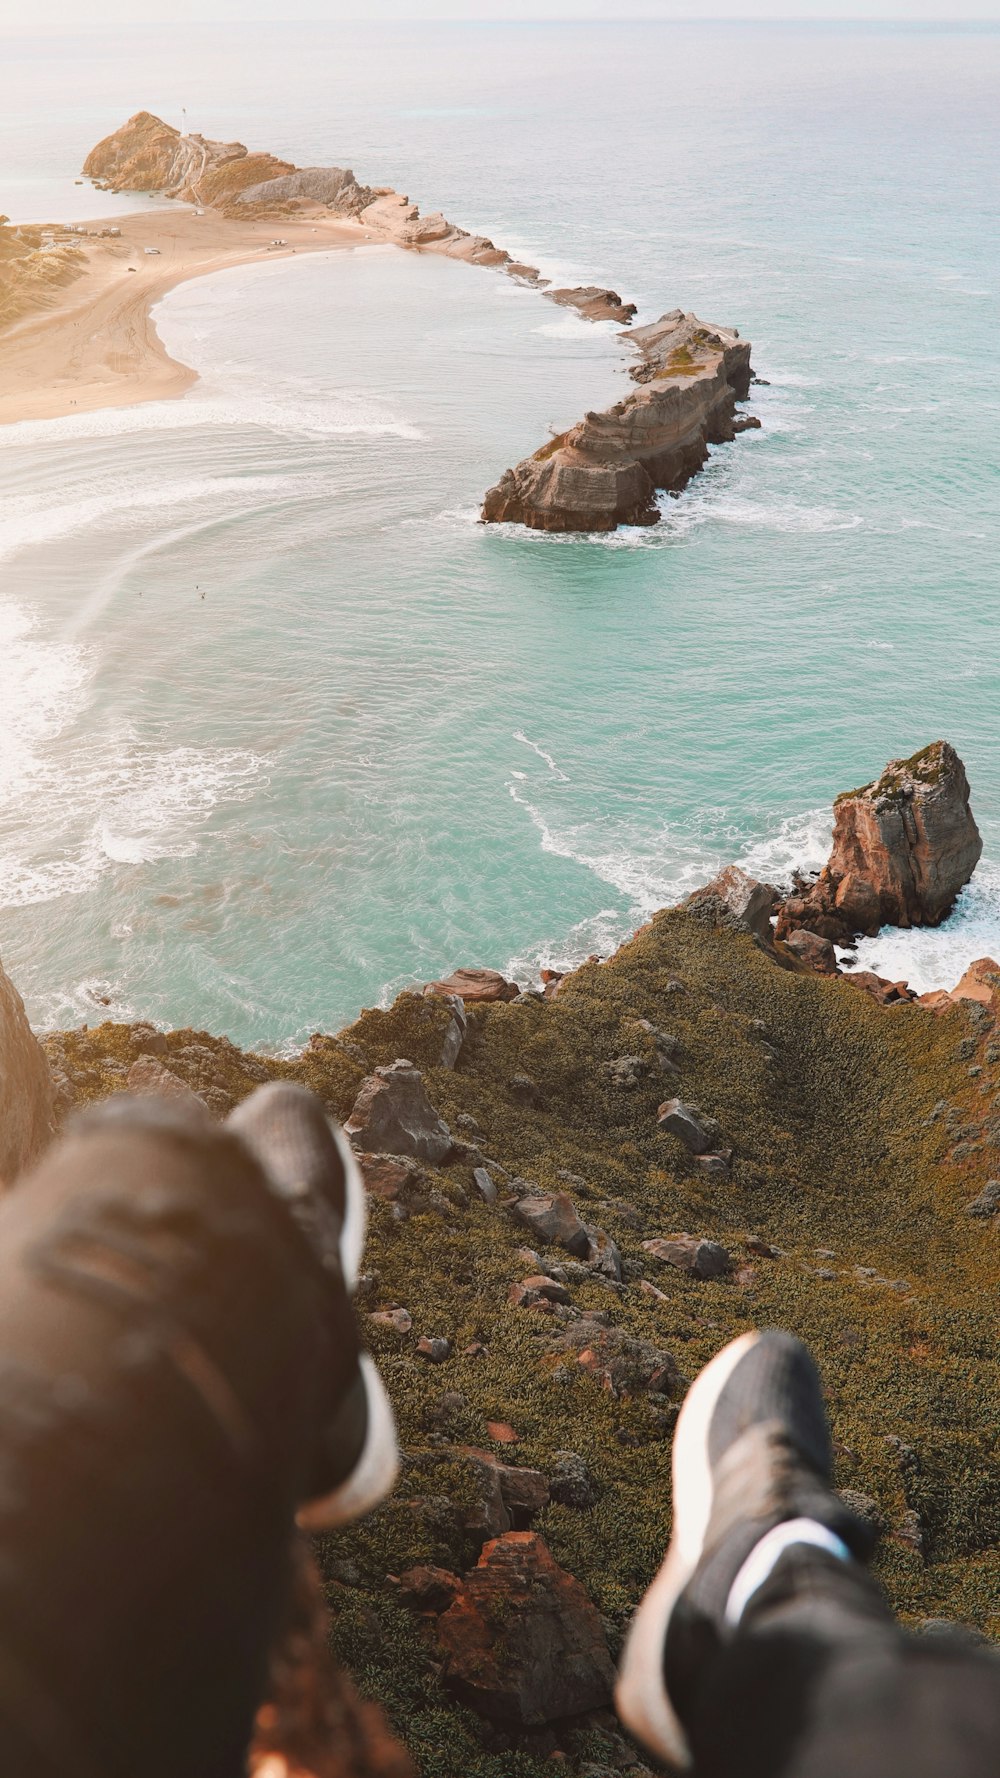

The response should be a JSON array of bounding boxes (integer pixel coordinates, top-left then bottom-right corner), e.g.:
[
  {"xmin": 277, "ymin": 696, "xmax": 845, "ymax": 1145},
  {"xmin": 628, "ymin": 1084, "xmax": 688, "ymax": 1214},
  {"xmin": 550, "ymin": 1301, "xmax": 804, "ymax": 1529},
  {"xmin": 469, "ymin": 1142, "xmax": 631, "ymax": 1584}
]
[
  {"xmin": 775, "ymin": 743, "xmax": 982, "ymax": 946},
  {"xmin": 0, "ymin": 959, "xmax": 53, "ymax": 1184},
  {"xmin": 481, "ymin": 311, "xmax": 754, "ymax": 533},
  {"xmin": 437, "ymin": 1532, "xmax": 616, "ymax": 1725}
]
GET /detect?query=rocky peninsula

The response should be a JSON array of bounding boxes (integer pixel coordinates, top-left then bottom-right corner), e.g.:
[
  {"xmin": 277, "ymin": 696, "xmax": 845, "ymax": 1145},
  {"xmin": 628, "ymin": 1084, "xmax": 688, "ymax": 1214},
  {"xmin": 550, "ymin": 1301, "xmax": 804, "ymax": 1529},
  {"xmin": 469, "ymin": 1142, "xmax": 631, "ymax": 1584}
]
[
  {"xmin": 2, "ymin": 110, "xmax": 753, "ymax": 492},
  {"xmin": 1, "ymin": 739, "xmax": 998, "ymax": 1778},
  {"xmin": 481, "ymin": 310, "xmax": 759, "ymax": 533}
]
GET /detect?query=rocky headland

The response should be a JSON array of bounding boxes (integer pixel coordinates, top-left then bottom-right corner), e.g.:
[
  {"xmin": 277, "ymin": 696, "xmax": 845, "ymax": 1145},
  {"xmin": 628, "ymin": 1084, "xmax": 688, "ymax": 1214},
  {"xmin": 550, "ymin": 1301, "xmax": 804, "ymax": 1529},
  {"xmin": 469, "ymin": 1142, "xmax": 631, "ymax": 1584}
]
[
  {"xmin": 481, "ymin": 310, "xmax": 758, "ymax": 533},
  {"xmin": 1, "ymin": 740, "xmax": 998, "ymax": 1778},
  {"xmin": 80, "ymin": 110, "xmax": 638, "ymax": 329},
  {"xmin": 775, "ymin": 741, "xmax": 982, "ymax": 948}
]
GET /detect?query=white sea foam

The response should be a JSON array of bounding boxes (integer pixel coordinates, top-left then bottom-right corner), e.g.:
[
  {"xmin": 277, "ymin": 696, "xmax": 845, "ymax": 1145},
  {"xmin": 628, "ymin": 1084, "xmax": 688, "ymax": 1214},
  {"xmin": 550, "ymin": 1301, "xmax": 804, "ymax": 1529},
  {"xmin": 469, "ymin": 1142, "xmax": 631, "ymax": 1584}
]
[
  {"xmin": 514, "ymin": 730, "xmax": 569, "ymax": 781},
  {"xmin": 1, "ymin": 390, "xmax": 423, "ymax": 449}
]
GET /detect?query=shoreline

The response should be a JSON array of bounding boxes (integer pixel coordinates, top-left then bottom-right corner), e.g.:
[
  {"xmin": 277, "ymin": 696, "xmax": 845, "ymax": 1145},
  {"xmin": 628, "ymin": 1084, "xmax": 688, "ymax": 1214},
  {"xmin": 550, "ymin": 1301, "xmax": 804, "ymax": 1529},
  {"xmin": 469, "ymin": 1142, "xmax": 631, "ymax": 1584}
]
[{"xmin": 0, "ymin": 206, "xmax": 376, "ymax": 427}]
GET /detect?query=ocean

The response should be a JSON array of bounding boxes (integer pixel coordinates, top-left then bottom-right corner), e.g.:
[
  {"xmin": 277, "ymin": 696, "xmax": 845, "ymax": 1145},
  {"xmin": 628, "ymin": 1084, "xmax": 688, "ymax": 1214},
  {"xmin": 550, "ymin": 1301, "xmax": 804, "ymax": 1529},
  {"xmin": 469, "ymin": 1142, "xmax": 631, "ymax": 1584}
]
[{"xmin": 0, "ymin": 20, "xmax": 998, "ymax": 1045}]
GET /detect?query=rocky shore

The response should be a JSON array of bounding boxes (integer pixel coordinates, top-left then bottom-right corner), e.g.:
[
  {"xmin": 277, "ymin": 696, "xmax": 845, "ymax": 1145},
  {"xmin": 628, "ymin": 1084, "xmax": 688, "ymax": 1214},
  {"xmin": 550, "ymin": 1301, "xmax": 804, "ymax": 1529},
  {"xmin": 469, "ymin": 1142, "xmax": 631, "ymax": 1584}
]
[
  {"xmin": 1, "ymin": 740, "xmax": 998, "ymax": 1777},
  {"xmin": 481, "ymin": 310, "xmax": 758, "ymax": 533}
]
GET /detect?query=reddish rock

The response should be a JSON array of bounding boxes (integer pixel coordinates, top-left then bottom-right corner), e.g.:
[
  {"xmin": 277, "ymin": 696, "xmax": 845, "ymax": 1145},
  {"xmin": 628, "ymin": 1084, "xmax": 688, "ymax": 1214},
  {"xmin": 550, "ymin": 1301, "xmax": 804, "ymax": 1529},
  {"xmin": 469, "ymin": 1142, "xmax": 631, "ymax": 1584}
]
[
  {"xmin": 437, "ymin": 1533, "xmax": 616, "ymax": 1726},
  {"xmin": 426, "ymin": 968, "xmax": 519, "ymax": 1003},
  {"xmin": 642, "ymin": 1234, "xmax": 731, "ymax": 1279},
  {"xmin": 842, "ymin": 971, "xmax": 914, "ymax": 1007},
  {"xmin": 510, "ymin": 1274, "xmax": 571, "ymax": 1307},
  {"xmin": 783, "ymin": 928, "xmax": 839, "ymax": 974},
  {"xmin": 416, "ymin": 1335, "xmax": 452, "ymax": 1364},
  {"xmin": 398, "ymin": 1566, "xmax": 462, "ymax": 1614},
  {"xmin": 775, "ymin": 743, "xmax": 982, "ymax": 946},
  {"xmin": 357, "ymin": 1152, "xmax": 418, "ymax": 1200},
  {"xmin": 947, "ymin": 957, "xmax": 1000, "ymax": 1011},
  {"xmin": 487, "ymin": 1421, "xmax": 519, "ymax": 1444},
  {"xmin": 512, "ymin": 1191, "xmax": 590, "ymax": 1257},
  {"xmin": 548, "ymin": 285, "xmax": 638, "ymax": 325},
  {"xmin": 369, "ymin": 1308, "xmax": 412, "ymax": 1336}
]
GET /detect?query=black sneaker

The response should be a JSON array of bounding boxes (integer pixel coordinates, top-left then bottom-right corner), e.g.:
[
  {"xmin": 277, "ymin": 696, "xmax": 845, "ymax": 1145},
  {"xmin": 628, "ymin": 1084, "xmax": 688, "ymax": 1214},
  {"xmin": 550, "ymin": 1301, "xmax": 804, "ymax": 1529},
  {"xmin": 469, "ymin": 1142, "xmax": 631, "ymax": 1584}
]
[
  {"xmin": 616, "ymin": 1329, "xmax": 870, "ymax": 1768},
  {"xmin": 228, "ymin": 1082, "xmax": 398, "ymax": 1532}
]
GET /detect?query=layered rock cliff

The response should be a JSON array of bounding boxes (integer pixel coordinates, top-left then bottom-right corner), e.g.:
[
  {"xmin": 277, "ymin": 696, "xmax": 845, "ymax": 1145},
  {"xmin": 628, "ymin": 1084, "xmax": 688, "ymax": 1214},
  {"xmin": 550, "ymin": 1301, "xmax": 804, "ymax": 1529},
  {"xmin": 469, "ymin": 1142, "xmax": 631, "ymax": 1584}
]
[
  {"xmin": 481, "ymin": 311, "xmax": 756, "ymax": 533},
  {"xmin": 775, "ymin": 742, "xmax": 982, "ymax": 946}
]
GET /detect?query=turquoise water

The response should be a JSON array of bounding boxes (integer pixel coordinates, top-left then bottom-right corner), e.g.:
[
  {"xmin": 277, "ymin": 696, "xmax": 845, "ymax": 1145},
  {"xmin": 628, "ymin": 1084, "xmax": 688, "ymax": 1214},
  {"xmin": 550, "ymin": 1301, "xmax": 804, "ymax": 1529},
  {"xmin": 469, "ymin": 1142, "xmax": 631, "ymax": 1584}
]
[{"xmin": 0, "ymin": 22, "xmax": 998, "ymax": 1043}]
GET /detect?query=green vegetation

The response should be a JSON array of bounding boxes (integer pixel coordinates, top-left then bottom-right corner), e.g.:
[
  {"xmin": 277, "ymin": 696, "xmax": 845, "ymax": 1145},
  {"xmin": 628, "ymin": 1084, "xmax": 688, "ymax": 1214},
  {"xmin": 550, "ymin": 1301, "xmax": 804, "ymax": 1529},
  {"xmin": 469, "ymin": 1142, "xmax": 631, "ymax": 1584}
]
[{"xmin": 49, "ymin": 909, "xmax": 1000, "ymax": 1772}]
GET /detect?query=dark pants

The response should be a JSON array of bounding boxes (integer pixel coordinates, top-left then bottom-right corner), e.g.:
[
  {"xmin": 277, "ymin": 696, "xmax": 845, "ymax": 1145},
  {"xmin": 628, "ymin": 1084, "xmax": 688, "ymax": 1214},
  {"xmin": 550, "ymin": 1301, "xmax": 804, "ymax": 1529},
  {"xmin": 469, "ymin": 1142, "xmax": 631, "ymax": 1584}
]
[
  {"xmin": 689, "ymin": 1546, "xmax": 1000, "ymax": 1778},
  {"xmin": 0, "ymin": 1100, "xmax": 341, "ymax": 1778}
]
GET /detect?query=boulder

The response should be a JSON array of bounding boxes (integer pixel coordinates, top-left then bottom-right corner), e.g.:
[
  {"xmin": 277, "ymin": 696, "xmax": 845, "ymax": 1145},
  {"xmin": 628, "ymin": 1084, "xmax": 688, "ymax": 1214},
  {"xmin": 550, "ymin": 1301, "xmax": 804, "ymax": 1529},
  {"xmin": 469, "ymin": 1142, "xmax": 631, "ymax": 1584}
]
[
  {"xmin": 510, "ymin": 1275, "xmax": 571, "ymax": 1308},
  {"xmin": 775, "ymin": 743, "xmax": 982, "ymax": 945},
  {"xmin": 416, "ymin": 1335, "xmax": 452, "ymax": 1364},
  {"xmin": 345, "ymin": 1060, "xmax": 452, "ymax": 1163},
  {"xmin": 684, "ymin": 865, "xmax": 778, "ymax": 947},
  {"xmin": 585, "ymin": 1226, "xmax": 623, "ymax": 1281},
  {"xmin": 398, "ymin": 1566, "xmax": 462, "ymax": 1614},
  {"xmin": 426, "ymin": 968, "xmax": 519, "ymax": 1003},
  {"xmin": 437, "ymin": 1533, "xmax": 616, "ymax": 1725},
  {"xmin": 125, "ymin": 1055, "xmax": 206, "ymax": 1114},
  {"xmin": 357, "ymin": 1152, "xmax": 419, "ymax": 1200},
  {"xmin": 512, "ymin": 1192, "xmax": 591, "ymax": 1257},
  {"xmin": 548, "ymin": 1452, "xmax": 598, "ymax": 1510},
  {"xmin": 482, "ymin": 311, "xmax": 754, "ymax": 533},
  {"xmin": 453, "ymin": 1449, "xmax": 550, "ymax": 1525},
  {"xmin": 548, "ymin": 286, "xmax": 637, "ymax": 325},
  {"xmin": 369, "ymin": 1307, "xmax": 413, "ymax": 1335},
  {"xmin": 471, "ymin": 1166, "xmax": 498, "ymax": 1205},
  {"xmin": 783, "ymin": 928, "xmax": 839, "ymax": 974},
  {"xmin": 642, "ymin": 1234, "xmax": 731, "ymax": 1280},
  {"xmin": 0, "ymin": 959, "xmax": 54, "ymax": 1183},
  {"xmin": 656, "ymin": 1098, "xmax": 715, "ymax": 1155},
  {"xmin": 928, "ymin": 957, "xmax": 1000, "ymax": 1017}
]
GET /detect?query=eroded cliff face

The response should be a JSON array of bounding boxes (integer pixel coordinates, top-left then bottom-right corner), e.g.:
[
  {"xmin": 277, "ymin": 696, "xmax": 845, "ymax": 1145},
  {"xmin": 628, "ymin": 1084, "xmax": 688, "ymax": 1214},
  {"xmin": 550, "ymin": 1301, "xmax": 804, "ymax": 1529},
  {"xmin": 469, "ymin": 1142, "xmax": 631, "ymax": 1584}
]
[
  {"xmin": 481, "ymin": 312, "xmax": 756, "ymax": 533},
  {"xmin": 776, "ymin": 741, "xmax": 983, "ymax": 945},
  {"xmin": 83, "ymin": 112, "xmax": 298, "ymax": 214}
]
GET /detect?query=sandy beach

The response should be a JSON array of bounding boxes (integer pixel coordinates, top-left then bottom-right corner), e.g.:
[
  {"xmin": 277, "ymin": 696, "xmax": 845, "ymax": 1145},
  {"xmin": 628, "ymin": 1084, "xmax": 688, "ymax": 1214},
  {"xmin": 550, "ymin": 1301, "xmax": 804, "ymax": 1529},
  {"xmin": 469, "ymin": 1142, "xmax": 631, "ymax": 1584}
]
[{"xmin": 0, "ymin": 206, "xmax": 373, "ymax": 426}]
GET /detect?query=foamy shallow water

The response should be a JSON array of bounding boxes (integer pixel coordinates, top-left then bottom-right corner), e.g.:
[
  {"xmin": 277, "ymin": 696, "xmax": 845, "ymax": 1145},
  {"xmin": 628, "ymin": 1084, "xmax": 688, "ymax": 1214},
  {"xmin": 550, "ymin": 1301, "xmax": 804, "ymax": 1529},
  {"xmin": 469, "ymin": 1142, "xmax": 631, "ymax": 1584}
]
[{"xmin": 0, "ymin": 22, "xmax": 999, "ymax": 1042}]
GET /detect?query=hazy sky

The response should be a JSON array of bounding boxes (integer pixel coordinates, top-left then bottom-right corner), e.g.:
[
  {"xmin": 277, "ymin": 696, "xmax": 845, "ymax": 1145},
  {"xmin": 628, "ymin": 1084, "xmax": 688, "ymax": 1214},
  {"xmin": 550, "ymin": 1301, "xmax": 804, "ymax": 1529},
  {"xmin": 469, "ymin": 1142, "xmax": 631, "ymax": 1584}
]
[{"xmin": 1, "ymin": 0, "xmax": 998, "ymax": 30}]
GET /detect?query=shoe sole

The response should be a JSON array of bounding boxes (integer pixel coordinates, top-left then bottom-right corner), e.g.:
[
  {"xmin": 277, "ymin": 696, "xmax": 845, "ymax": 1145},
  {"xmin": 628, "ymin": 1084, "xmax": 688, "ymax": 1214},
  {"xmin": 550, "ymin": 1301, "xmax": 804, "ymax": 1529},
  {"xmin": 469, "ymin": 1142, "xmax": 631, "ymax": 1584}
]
[
  {"xmin": 615, "ymin": 1329, "xmax": 760, "ymax": 1768},
  {"xmin": 330, "ymin": 1119, "xmax": 367, "ymax": 1291},
  {"xmin": 295, "ymin": 1121, "xmax": 399, "ymax": 1531},
  {"xmin": 296, "ymin": 1352, "xmax": 400, "ymax": 1532}
]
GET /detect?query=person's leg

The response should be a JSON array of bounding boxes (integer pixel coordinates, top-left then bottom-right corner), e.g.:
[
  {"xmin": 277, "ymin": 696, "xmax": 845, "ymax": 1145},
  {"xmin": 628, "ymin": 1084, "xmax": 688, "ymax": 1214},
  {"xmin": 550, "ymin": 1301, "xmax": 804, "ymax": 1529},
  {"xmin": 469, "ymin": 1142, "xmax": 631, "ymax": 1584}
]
[
  {"xmin": 617, "ymin": 1329, "xmax": 1000, "ymax": 1778},
  {"xmin": 0, "ymin": 1085, "xmax": 396, "ymax": 1778}
]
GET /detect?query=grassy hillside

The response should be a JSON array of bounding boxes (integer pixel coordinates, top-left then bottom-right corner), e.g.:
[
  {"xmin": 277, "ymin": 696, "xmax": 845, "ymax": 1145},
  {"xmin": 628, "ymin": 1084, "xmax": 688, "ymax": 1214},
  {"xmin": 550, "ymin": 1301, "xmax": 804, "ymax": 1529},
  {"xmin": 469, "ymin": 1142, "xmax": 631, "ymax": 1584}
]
[{"xmin": 46, "ymin": 907, "xmax": 1000, "ymax": 1774}]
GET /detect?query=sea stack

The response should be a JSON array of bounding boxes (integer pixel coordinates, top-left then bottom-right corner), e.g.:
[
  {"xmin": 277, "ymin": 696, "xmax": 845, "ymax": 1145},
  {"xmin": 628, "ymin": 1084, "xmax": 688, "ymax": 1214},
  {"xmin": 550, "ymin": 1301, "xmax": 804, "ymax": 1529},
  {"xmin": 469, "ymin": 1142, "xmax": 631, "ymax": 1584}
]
[
  {"xmin": 775, "ymin": 741, "xmax": 982, "ymax": 945},
  {"xmin": 481, "ymin": 311, "xmax": 756, "ymax": 533}
]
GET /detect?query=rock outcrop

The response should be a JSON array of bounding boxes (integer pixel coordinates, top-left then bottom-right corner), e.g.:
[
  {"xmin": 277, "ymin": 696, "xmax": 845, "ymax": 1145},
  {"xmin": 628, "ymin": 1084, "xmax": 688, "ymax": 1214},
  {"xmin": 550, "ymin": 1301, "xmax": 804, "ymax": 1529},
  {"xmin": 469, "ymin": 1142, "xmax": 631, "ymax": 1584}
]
[
  {"xmin": 0, "ymin": 958, "xmax": 54, "ymax": 1184},
  {"xmin": 426, "ymin": 967, "xmax": 519, "ymax": 1004},
  {"xmin": 684, "ymin": 863, "xmax": 778, "ymax": 947},
  {"xmin": 345, "ymin": 1059, "xmax": 453, "ymax": 1163},
  {"xmin": 481, "ymin": 311, "xmax": 755, "ymax": 532},
  {"xmin": 83, "ymin": 112, "xmax": 295, "ymax": 214},
  {"xmin": 776, "ymin": 743, "xmax": 982, "ymax": 946},
  {"xmin": 436, "ymin": 1532, "xmax": 616, "ymax": 1726},
  {"xmin": 549, "ymin": 285, "xmax": 637, "ymax": 324}
]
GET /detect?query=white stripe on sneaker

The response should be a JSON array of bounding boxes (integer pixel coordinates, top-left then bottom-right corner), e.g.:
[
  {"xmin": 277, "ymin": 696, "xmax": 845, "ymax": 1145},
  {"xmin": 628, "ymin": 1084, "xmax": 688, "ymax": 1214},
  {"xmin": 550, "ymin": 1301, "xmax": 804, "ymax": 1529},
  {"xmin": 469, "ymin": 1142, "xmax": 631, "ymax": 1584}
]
[{"xmin": 724, "ymin": 1517, "xmax": 852, "ymax": 1627}]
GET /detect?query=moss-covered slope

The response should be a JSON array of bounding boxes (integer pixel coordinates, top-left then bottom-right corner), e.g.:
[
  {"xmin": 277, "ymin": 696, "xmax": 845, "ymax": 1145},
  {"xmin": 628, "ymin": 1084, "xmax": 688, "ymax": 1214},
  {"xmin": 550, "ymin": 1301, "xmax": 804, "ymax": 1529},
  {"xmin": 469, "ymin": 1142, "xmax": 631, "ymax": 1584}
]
[{"xmin": 44, "ymin": 909, "xmax": 1000, "ymax": 1774}]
